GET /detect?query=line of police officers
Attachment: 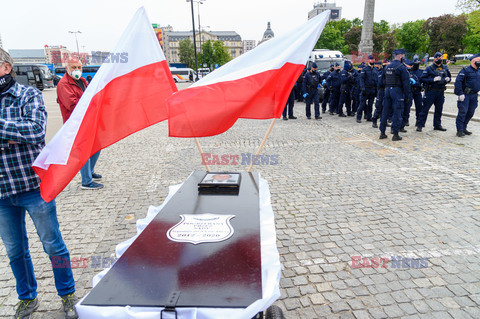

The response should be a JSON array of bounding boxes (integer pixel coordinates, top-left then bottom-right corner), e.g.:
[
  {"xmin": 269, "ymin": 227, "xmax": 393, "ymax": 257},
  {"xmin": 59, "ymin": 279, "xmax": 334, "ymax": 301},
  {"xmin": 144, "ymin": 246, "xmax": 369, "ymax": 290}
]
[{"xmin": 285, "ymin": 50, "xmax": 480, "ymax": 140}]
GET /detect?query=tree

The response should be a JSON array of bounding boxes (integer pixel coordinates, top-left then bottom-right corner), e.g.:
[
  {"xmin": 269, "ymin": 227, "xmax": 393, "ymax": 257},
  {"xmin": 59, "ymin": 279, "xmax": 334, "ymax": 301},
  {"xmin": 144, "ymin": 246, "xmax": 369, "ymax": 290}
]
[
  {"xmin": 344, "ymin": 27, "xmax": 362, "ymax": 54},
  {"xmin": 457, "ymin": 0, "xmax": 480, "ymax": 12},
  {"xmin": 198, "ymin": 40, "xmax": 215, "ymax": 69},
  {"xmin": 178, "ymin": 38, "xmax": 195, "ymax": 69},
  {"xmin": 396, "ymin": 20, "xmax": 428, "ymax": 55},
  {"xmin": 212, "ymin": 40, "xmax": 232, "ymax": 67},
  {"xmin": 422, "ymin": 14, "xmax": 468, "ymax": 56},
  {"xmin": 463, "ymin": 10, "xmax": 480, "ymax": 52},
  {"xmin": 373, "ymin": 20, "xmax": 390, "ymax": 35},
  {"xmin": 373, "ymin": 31, "xmax": 397, "ymax": 59},
  {"xmin": 315, "ymin": 22, "xmax": 348, "ymax": 53}
]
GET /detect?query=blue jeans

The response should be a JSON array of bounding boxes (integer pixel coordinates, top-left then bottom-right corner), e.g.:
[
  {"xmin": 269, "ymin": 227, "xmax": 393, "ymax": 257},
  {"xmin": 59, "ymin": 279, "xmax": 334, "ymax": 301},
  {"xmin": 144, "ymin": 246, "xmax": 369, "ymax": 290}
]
[
  {"xmin": 0, "ymin": 190, "xmax": 75, "ymax": 300},
  {"xmin": 80, "ymin": 151, "xmax": 101, "ymax": 185}
]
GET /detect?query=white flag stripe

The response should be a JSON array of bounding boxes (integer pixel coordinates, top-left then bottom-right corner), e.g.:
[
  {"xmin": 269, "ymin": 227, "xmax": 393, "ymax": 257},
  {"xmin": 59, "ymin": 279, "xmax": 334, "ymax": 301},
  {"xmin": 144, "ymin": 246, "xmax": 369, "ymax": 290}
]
[
  {"xmin": 34, "ymin": 7, "xmax": 164, "ymax": 169},
  {"xmin": 191, "ymin": 10, "xmax": 330, "ymax": 88}
]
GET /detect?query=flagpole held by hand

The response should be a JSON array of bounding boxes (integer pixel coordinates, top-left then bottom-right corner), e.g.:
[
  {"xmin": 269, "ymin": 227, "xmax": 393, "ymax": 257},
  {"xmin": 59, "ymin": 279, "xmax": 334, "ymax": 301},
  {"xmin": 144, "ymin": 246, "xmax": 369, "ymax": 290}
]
[
  {"xmin": 195, "ymin": 137, "xmax": 211, "ymax": 172},
  {"xmin": 248, "ymin": 118, "xmax": 277, "ymax": 172}
]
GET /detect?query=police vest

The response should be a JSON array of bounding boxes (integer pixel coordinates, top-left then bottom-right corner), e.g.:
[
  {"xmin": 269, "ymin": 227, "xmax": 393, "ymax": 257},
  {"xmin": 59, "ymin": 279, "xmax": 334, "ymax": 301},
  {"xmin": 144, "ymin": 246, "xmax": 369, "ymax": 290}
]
[{"xmin": 385, "ymin": 64, "xmax": 402, "ymax": 87}]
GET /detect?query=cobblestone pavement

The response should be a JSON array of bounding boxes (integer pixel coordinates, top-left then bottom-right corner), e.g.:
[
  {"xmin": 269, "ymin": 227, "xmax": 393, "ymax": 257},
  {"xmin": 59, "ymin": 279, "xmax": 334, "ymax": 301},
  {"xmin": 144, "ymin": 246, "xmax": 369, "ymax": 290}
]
[{"xmin": 0, "ymin": 86, "xmax": 479, "ymax": 319}]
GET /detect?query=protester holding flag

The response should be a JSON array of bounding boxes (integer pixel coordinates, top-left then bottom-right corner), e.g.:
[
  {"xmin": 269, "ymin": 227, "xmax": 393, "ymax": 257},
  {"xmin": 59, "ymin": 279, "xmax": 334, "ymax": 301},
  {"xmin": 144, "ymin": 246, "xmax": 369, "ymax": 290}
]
[
  {"xmin": 0, "ymin": 49, "xmax": 78, "ymax": 319},
  {"xmin": 57, "ymin": 57, "xmax": 103, "ymax": 190}
]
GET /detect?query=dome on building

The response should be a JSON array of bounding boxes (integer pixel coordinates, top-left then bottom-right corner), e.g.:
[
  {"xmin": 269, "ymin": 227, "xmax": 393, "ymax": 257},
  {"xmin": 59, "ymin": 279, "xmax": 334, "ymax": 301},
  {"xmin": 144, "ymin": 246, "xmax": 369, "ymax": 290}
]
[{"xmin": 263, "ymin": 22, "xmax": 274, "ymax": 40}]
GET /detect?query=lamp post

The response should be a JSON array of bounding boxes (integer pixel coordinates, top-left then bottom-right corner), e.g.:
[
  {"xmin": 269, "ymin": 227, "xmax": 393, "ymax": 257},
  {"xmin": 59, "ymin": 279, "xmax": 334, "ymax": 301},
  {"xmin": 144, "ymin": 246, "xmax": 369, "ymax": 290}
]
[
  {"xmin": 69, "ymin": 31, "xmax": 81, "ymax": 57},
  {"xmin": 187, "ymin": 0, "xmax": 199, "ymax": 81}
]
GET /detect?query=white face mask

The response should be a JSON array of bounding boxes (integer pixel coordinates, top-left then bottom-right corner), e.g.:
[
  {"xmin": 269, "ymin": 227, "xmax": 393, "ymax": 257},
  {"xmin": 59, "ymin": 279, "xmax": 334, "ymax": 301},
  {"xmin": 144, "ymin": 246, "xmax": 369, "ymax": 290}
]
[{"xmin": 71, "ymin": 69, "xmax": 82, "ymax": 80}]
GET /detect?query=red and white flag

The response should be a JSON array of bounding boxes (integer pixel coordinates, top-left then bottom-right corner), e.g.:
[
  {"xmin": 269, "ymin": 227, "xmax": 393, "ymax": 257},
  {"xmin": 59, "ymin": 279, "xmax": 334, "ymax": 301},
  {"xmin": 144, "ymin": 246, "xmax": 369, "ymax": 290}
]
[
  {"xmin": 33, "ymin": 7, "xmax": 177, "ymax": 202},
  {"xmin": 167, "ymin": 11, "xmax": 330, "ymax": 138}
]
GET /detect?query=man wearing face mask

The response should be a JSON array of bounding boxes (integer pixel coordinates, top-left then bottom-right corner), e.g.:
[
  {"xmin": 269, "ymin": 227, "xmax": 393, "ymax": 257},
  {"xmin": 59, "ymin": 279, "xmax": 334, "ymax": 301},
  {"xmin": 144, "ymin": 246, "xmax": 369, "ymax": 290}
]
[
  {"xmin": 454, "ymin": 53, "xmax": 480, "ymax": 137},
  {"xmin": 0, "ymin": 49, "xmax": 79, "ymax": 319},
  {"xmin": 338, "ymin": 61, "xmax": 356, "ymax": 117},
  {"xmin": 372, "ymin": 59, "xmax": 389, "ymax": 128},
  {"xmin": 302, "ymin": 63, "xmax": 322, "ymax": 119},
  {"xmin": 416, "ymin": 52, "xmax": 451, "ymax": 132},
  {"xmin": 352, "ymin": 63, "xmax": 365, "ymax": 117},
  {"xmin": 321, "ymin": 64, "xmax": 334, "ymax": 114},
  {"xmin": 57, "ymin": 57, "xmax": 103, "ymax": 189},
  {"xmin": 356, "ymin": 55, "xmax": 378, "ymax": 123}
]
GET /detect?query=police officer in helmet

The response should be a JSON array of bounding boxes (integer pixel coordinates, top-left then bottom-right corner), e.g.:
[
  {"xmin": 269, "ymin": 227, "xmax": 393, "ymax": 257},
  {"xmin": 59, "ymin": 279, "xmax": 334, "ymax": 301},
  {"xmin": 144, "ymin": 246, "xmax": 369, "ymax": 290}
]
[{"xmin": 379, "ymin": 49, "xmax": 411, "ymax": 141}]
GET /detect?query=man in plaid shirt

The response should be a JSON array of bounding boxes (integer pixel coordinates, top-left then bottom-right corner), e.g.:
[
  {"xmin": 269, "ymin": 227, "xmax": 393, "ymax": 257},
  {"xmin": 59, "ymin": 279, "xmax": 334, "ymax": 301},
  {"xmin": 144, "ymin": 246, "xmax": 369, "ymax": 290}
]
[{"xmin": 0, "ymin": 49, "xmax": 78, "ymax": 318}]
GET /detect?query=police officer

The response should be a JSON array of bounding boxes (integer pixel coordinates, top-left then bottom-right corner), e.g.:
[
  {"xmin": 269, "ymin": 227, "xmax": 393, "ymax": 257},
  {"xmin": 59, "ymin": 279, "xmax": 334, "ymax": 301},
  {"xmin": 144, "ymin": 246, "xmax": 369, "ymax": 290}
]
[
  {"xmin": 379, "ymin": 49, "xmax": 410, "ymax": 141},
  {"xmin": 356, "ymin": 55, "xmax": 378, "ymax": 123},
  {"xmin": 372, "ymin": 59, "xmax": 388, "ymax": 128},
  {"xmin": 321, "ymin": 64, "xmax": 334, "ymax": 113},
  {"xmin": 302, "ymin": 63, "xmax": 322, "ymax": 119},
  {"xmin": 400, "ymin": 60, "xmax": 419, "ymax": 131},
  {"xmin": 296, "ymin": 67, "xmax": 307, "ymax": 102},
  {"xmin": 417, "ymin": 52, "xmax": 452, "ymax": 132},
  {"xmin": 454, "ymin": 53, "xmax": 480, "ymax": 137},
  {"xmin": 338, "ymin": 60, "xmax": 355, "ymax": 117},
  {"xmin": 411, "ymin": 58, "xmax": 424, "ymax": 126},
  {"xmin": 283, "ymin": 86, "xmax": 296, "ymax": 120},
  {"xmin": 352, "ymin": 63, "xmax": 364, "ymax": 117},
  {"xmin": 326, "ymin": 62, "xmax": 342, "ymax": 115}
]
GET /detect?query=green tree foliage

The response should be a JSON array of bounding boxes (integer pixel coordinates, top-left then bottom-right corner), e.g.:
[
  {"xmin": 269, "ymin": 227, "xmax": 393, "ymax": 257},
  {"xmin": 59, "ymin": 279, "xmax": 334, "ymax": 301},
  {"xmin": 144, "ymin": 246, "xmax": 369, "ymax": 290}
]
[
  {"xmin": 315, "ymin": 22, "xmax": 348, "ymax": 53},
  {"xmin": 344, "ymin": 27, "xmax": 362, "ymax": 53},
  {"xmin": 178, "ymin": 38, "xmax": 195, "ymax": 69},
  {"xmin": 212, "ymin": 40, "xmax": 232, "ymax": 66},
  {"xmin": 199, "ymin": 40, "xmax": 215, "ymax": 69},
  {"xmin": 422, "ymin": 14, "xmax": 468, "ymax": 56},
  {"xmin": 396, "ymin": 20, "xmax": 428, "ymax": 54},
  {"xmin": 373, "ymin": 20, "xmax": 390, "ymax": 35},
  {"xmin": 463, "ymin": 10, "xmax": 480, "ymax": 52},
  {"xmin": 373, "ymin": 31, "xmax": 397, "ymax": 59},
  {"xmin": 457, "ymin": 0, "xmax": 480, "ymax": 12}
]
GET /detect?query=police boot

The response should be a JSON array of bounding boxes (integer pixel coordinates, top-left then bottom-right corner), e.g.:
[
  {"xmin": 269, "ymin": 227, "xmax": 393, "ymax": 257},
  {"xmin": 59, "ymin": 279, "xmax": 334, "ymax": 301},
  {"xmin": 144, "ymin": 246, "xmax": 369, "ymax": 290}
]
[
  {"xmin": 392, "ymin": 132, "xmax": 402, "ymax": 141},
  {"xmin": 379, "ymin": 132, "xmax": 387, "ymax": 139},
  {"xmin": 372, "ymin": 119, "xmax": 378, "ymax": 128}
]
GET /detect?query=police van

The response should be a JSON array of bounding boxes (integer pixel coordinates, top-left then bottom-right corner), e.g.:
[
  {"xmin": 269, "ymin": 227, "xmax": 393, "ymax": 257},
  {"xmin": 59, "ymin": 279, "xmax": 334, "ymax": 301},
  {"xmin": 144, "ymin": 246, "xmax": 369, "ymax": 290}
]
[{"xmin": 306, "ymin": 49, "xmax": 347, "ymax": 100}]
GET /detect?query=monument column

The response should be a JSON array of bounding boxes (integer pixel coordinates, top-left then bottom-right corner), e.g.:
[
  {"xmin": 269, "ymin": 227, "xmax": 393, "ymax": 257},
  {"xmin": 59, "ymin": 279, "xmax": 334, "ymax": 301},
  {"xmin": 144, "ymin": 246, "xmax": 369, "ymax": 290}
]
[{"xmin": 358, "ymin": 0, "xmax": 375, "ymax": 56}]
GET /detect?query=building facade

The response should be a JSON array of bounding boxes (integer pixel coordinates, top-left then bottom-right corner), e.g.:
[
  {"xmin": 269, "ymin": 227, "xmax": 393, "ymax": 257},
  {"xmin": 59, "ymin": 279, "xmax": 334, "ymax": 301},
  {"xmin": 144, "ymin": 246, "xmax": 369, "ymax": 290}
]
[
  {"xmin": 9, "ymin": 49, "xmax": 46, "ymax": 64},
  {"xmin": 243, "ymin": 40, "xmax": 256, "ymax": 53},
  {"xmin": 161, "ymin": 28, "xmax": 243, "ymax": 64},
  {"xmin": 308, "ymin": 1, "xmax": 342, "ymax": 21}
]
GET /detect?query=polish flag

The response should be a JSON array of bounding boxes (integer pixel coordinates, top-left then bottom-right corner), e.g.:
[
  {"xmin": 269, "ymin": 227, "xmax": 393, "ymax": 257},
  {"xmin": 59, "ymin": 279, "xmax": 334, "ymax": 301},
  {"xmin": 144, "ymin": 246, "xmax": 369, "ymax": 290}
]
[
  {"xmin": 167, "ymin": 11, "xmax": 330, "ymax": 138},
  {"xmin": 33, "ymin": 7, "xmax": 177, "ymax": 202}
]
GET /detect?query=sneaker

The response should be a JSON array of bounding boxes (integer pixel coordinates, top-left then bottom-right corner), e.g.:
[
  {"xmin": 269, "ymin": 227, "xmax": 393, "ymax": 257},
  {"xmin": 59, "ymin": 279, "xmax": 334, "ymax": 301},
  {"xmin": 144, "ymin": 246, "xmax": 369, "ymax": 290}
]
[
  {"xmin": 92, "ymin": 173, "xmax": 102, "ymax": 181},
  {"xmin": 61, "ymin": 293, "xmax": 79, "ymax": 319},
  {"xmin": 356, "ymin": 119, "xmax": 361, "ymax": 123},
  {"xmin": 457, "ymin": 131, "xmax": 466, "ymax": 137},
  {"xmin": 13, "ymin": 298, "xmax": 39, "ymax": 319},
  {"xmin": 379, "ymin": 132, "xmax": 388, "ymax": 139},
  {"xmin": 282, "ymin": 116, "xmax": 288, "ymax": 121},
  {"xmin": 416, "ymin": 127, "xmax": 422, "ymax": 132},
  {"xmin": 81, "ymin": 182, "xmax": 104, "ymax": 190}
]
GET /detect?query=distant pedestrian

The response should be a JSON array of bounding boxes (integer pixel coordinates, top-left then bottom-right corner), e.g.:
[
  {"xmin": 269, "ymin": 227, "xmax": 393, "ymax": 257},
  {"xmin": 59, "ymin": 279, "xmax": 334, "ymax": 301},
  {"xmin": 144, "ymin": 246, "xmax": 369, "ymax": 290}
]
[
  {"xmin": 423, "ymin": 53, "xmax": 429, "ymax": 66},
  {"xmin": 57, "ymin": 57, "xmax": 104, "ymax": 190},
  {"xmin": 0, "ymin": 48, "xmax": 79, "ymax": 319},
  {"xmin": 454, "ymin": 53, "xmax": 480, "ymax": 137}
]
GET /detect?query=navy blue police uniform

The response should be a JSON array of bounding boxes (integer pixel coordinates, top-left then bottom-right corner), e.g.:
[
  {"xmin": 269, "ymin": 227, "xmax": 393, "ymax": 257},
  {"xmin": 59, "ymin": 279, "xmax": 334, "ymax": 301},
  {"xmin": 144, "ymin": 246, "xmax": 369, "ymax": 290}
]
[
  {"xmin": 326, "ymin": 64, "xmax": 342, "ymax": 115},
  {"xmin": 401, "ymin": 59, "xmax": 420, "ymax": 130},
  {"xmin": 454, "ymin": 53, "xmax": 480, "ymax": 135},
  {"xmin": 302, "ymin": 64, "xmax": 322, "ymax": 119},
  {"xmin": 283, "ymin": 86, "xmax": 296, "ymax": 120},
  {"xmin": 338, "ymin": 61, "xmax": 356, "ymax": 116},
  {"xmin": 352, "ymin": 63, "xmax": 364, "ymax": 117},
  {"xmin": 372, "ymin": 60, "xmax": 388, "ymax": 128},
  {"xmin": 417, "ymin": 52, "xmax": 452, "ymax": 131},
  {"xmin": 411, "ymin": 59, "xmax": 424, "ymax": 125},
  {"xmin": 356, "ymin": 59, "xmax": 378, "ymax": 122},
  {"xmin": 379, "ymin": 50, "xmax": 411, "ymax": 140},
  {"xmin": 321, "ymin": 65, "xmax": 334, "ymax": 113}
]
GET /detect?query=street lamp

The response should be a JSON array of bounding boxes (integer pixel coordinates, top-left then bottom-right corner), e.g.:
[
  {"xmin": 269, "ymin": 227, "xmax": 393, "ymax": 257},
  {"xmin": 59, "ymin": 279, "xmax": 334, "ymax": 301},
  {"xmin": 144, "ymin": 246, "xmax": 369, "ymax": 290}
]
[
  {"xmin": 69, "ymin": 31, "xmax": 81, "ymax": 57},
  {"xmin": 186, "ymin": 0, "xmax": 199, "ymax": 81}
]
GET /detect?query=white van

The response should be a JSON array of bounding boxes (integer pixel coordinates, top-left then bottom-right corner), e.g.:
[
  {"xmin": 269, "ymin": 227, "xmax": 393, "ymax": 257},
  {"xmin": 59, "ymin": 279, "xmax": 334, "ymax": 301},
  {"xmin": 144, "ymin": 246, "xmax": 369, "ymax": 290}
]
[
  {"xmin": 307, "ymin": 49, "xmax": 346, "ymax": 73},
  {"xmin": 169, "ymin": 67, "xmax": 196, "ymax": 83}
]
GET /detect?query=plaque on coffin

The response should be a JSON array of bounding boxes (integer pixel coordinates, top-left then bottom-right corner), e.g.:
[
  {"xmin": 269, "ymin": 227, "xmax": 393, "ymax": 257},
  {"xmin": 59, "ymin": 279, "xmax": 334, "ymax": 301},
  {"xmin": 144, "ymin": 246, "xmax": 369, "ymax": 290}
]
[{"xmin": 81, "ymin": 171, "xmax": 262, "ymax": 308}]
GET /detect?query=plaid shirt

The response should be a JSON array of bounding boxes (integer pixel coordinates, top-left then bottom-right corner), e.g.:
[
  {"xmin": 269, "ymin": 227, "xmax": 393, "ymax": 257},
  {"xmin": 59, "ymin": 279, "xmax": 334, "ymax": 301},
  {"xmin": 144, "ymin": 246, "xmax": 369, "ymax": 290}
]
[{"xmin": 0, "ymin": 82, "xmax": 46, "ymax": 199}]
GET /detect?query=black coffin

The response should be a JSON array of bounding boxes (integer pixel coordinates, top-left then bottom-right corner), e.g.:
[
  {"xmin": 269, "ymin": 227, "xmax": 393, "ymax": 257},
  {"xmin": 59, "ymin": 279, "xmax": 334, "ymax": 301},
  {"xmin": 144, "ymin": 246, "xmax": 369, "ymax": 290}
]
[{"xmin": 81, "ymin": 171, "xmax": 262, "ymax": 308}]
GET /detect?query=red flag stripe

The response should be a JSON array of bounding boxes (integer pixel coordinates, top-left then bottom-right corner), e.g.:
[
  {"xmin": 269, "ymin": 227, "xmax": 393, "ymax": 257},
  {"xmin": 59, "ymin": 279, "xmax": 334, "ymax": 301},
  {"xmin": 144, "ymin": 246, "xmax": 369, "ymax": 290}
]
[
  {"xmin": 167, "ymin": 62, "xmax": 304, "ymax": 137},
  {"xmin": 34, "ymin": 60, "xmax": 176, "ymax": 202}
]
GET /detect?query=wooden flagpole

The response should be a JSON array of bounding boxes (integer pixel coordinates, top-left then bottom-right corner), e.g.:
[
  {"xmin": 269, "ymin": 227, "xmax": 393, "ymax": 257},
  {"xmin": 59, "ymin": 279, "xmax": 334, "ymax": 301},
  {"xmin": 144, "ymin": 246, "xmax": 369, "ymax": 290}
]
[
  {"xmin": 248, "ymin": 118, "xmax": 277, "ymax": 172},
  {"xmin": 195, "ymin": 137, "xmax": 210, "ymax": 172}
]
